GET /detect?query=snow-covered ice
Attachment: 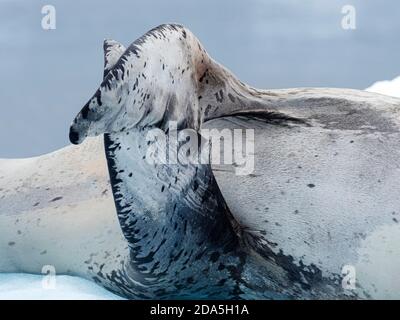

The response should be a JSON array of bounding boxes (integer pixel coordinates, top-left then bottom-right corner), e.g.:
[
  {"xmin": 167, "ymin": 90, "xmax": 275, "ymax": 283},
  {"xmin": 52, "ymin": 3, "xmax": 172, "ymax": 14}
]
[
  {"xmin": 0, "ymin": 273, "xmax": 122, "ymax": 300},
  {"xmin": 365, "ymin": 75, "xmax": 400, "ymax": 98}
]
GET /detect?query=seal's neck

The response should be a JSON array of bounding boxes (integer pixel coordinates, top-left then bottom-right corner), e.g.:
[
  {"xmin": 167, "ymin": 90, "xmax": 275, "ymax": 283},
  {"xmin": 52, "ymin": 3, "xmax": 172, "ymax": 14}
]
[
  {"xmin": 194, "ymin": 58, "xmax": 279, "ymax": 123},
  {"xmin": 103, "ymin": 129, "xmax": 245, "ymax": 299}
]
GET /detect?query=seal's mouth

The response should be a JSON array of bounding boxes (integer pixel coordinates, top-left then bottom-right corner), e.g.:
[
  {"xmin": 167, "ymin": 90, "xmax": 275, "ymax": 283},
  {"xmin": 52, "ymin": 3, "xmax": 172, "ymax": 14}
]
[
  {"xmin": 69, "ymin": 126, "xmax": 81, "ymax": 145},
  {"xmin": 69, "ymin": 101, "xmax": 95, "ymax": 145}
]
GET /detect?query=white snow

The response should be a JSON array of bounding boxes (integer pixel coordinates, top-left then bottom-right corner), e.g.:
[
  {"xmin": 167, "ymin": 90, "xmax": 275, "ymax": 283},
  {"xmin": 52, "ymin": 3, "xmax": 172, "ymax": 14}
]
[
  {"xmin": 0, "ymin": 273, "xmax": 122, "ymax": 300},
  {"xmin": 365, "ymin": 75, "xmax": 400, "ymax": 98}
]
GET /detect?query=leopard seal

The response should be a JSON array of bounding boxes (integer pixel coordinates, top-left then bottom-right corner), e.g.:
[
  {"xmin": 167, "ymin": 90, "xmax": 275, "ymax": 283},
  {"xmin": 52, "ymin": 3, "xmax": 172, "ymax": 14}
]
[{"xmin": 1, "ymin": 24, "xmax": 400, "ymax": 299}]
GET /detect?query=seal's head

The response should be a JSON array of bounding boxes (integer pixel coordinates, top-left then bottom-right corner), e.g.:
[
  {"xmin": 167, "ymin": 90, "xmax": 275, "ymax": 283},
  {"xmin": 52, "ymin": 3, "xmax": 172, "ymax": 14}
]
[
  {"xmin": 69, "ymin": 42, "xmax": 137, "ymax": 145},
  {"xmin": 69, "ymin": 74, "xmax": 130, "ymax": 145},
  {"xmin": 69, "ymin": 24, "xmax": 206, "ymax": 145}
]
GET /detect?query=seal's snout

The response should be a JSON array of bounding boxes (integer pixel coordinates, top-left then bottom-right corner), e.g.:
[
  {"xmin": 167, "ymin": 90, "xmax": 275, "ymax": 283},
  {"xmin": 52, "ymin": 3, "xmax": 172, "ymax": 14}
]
[{"xmin": 69, "ymin": 126, "xmax": 80, "ymax": 145}]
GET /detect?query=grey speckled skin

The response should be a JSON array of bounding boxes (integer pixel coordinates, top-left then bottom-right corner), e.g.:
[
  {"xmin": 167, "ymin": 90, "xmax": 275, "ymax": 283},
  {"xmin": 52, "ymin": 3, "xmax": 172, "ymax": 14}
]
[
  {"xmin": 68, "ymin": 24, "xmax": 400, "ymax": 299},
  {"xmin": 1, "ymin": 24, "xmax": 399, "ymax": 299}
]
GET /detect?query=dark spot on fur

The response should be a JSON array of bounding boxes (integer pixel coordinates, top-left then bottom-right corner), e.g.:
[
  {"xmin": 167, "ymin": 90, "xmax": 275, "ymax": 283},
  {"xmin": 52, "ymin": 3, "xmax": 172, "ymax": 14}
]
[
  {"xmin": 80, "ymin": 103, "xmax": 90, "ymax": 119},
  {"xmin": 215, "ymin": 90, "xmax": 224, "ymax": 102},
  {"xmin": 94, "ymin": 89, "xmax": 102, "ymax": 106},
  {"xmin": 210, "ymin": 251, "xmax": 220, "ymax": 262},
  {"xmin": 50, "ymin": 196, "xmax": 63, "ymax": 202},
  {"xmin": 217, "ymin": 279, "xmax": 227, "ymax": 286},
  {"xmin": 186, "ymin": 276, "xmax": 194, "ymax": 284},
  {"xmin": 228, "ymin": 93, "xmax": 236, "ymax": 102},
  {"xmin": 8, "ymin": 241, "xmax": 15, "ymax": 246},
  {"xmin": 307, "ymin": 184, "xmax": 315, "ymax": 188},
  {"xmin": 199, "ymin": 70, "xmax": 207, "ymax": 83}
]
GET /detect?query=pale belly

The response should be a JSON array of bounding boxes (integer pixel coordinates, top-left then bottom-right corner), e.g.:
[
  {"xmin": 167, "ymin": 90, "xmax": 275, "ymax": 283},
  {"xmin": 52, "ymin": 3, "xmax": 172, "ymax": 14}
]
[{"xmin": 0, "ymin": 137, "xmax": 128, "ymax": 279}]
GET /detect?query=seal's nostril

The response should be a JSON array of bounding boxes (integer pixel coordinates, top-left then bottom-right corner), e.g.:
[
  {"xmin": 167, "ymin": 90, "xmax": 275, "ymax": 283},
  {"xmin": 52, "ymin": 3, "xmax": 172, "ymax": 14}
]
[{"xmin": 69, "ymin": 127, "xmax": 80, "ymax": 145}]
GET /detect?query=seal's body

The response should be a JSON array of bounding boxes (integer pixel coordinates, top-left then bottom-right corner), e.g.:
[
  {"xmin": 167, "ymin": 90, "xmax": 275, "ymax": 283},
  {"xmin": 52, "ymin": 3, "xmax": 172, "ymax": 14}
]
[{"xmin": 0, "ymin": 138, "xmax": 128, "ymax": 284}]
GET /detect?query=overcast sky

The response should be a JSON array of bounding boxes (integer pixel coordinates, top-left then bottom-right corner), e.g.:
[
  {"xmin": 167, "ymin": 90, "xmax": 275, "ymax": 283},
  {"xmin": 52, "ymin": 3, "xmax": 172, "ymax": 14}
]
[{"xmin": 0, "ymin": 0, "xmax": 399, "ymax": 158}]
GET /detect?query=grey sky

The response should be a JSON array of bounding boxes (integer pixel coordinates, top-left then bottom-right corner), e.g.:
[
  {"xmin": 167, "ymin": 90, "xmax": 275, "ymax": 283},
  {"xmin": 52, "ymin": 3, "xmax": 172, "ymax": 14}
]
[{"xmin": 0, "ymin": 0, "xmax": 399, "ymax": 158}]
